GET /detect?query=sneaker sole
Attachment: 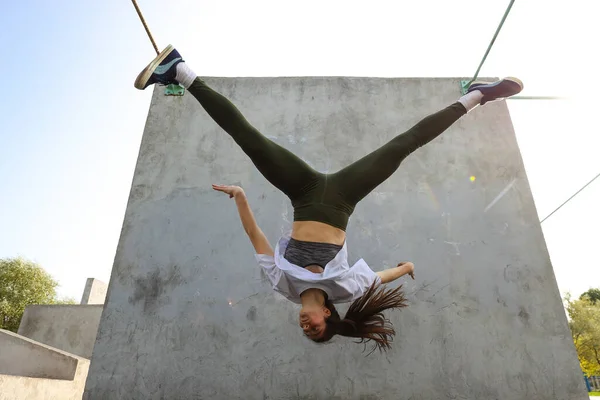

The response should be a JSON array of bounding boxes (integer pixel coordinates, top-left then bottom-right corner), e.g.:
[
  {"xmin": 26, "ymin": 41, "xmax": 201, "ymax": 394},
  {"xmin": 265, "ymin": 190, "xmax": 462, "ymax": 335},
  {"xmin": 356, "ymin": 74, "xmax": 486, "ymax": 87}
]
[
  {"xmin": 134, "ymin": 44, "xmax": 175, "ymax": 90},
  {"xmin": 470, "ymin": 77, "xmax": 524, "ymax": 103}
]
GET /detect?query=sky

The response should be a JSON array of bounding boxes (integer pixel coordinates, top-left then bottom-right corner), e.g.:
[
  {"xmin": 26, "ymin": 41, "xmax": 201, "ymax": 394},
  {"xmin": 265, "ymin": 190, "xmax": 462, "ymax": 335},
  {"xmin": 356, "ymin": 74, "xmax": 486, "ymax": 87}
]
[{"xmin": 0, "ymin": 0, "xmax": 598, "ymax": 301}]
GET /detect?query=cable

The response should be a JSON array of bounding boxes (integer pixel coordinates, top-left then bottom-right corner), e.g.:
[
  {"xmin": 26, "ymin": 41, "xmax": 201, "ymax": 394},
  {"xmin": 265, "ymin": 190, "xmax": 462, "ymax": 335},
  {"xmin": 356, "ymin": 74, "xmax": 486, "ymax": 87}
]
[
  {"xmin": 466, "ymin": 0, "xmax": 516, "ymax": 86},
  {"xmin": 131, "ymin": 0, "xmax": 159, "ymax": 55},
  {"xmin": 540, "ymin": 171, "xmax": 600, "ymax": 223}
]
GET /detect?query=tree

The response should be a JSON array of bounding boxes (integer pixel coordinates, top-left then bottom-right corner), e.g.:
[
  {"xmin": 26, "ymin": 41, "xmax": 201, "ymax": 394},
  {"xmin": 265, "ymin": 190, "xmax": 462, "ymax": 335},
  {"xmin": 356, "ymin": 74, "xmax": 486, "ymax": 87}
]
[
  {"xmin": 581, "ymin": 288, "xmax": 600, "ymax": 305},
  {"xmin": 566, "ymin": 294, "xmax": 600, "ymax": 376},
  {"xmin": 0, "ymin": 257, "xmax": 74, "ymax": 332}
]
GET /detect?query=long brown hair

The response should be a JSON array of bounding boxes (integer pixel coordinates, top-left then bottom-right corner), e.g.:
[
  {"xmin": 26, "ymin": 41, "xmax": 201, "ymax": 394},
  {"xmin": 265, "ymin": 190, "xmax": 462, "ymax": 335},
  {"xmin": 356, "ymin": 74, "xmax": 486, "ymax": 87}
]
[{"xmin": 314, "ymin": 282, "xmax": 408, "ymax": 354}]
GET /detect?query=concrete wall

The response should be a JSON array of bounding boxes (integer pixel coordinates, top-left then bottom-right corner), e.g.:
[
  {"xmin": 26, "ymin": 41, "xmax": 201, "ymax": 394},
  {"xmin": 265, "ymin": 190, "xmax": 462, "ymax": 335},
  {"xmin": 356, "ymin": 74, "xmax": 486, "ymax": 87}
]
[
  {"xmin": 84, "ymin": 77, "xmax": 588, "ymax": 399},
  {"xmin": 0, "ymin": 329, "xmax": 81, "ymax": 380},
  {"xmin": 18, "ymin": 305, "xmax": 103, "ymax": 359},
  {"xmin": 80, "ymin": 278, "xmax": 108, "ymax": 305}
]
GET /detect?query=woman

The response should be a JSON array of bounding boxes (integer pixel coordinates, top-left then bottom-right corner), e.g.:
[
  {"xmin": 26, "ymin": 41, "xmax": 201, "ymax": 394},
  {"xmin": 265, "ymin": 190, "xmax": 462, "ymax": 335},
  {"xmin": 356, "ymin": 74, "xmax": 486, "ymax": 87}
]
[{"xmin": 134, "ymin": 45, "xmax": 523, "ymax": 352}]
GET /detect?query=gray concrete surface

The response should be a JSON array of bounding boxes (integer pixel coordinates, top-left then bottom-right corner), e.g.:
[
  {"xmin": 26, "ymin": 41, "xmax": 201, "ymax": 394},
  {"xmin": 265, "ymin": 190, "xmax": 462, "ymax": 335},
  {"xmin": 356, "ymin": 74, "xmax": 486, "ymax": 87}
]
[
  {"xmin": 0, "ymin": 367, "xmax": 89, "ymax": 400},
  {"xmin": 0, "ymin": 343, "xmax": 89, "ymax": 400},
  {"xmin": 80, "ymin": 278, "xmax": 108, "ymax": 305},
  {"xmin": 0, "ymin": 329, "xmax": 81, "ymax": 380},
  {"xmin": 18, "ymin": 305, "xmax": 103, "ymax": 359},
  {"xmin": 84, "ymin": 77, "xmax": 588, "ymax": 399}
]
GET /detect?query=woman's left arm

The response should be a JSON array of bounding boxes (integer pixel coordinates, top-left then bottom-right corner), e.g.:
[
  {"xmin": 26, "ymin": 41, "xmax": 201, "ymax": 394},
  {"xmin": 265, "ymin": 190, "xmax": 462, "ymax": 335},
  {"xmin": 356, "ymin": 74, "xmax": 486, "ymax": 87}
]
[{"xmin": 376, "ymin": 262, "xmax": 415, "ymax": 284}]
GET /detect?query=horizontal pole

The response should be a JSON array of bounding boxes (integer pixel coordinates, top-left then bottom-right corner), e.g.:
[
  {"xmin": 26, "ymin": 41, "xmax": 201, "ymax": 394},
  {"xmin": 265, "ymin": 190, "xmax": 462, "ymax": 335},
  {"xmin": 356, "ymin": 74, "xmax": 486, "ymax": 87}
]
[{"xmin": 508, "ymin": 96, "xmax": 566, "ymax": 100}]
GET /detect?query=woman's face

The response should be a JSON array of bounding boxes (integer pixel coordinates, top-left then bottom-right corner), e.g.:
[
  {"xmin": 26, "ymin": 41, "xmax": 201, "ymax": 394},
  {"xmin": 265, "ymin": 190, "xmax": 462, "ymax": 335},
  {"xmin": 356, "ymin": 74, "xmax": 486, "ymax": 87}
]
[{"xmin": 299, "ymin": 308, "xmax": 330, "ymax": 340}]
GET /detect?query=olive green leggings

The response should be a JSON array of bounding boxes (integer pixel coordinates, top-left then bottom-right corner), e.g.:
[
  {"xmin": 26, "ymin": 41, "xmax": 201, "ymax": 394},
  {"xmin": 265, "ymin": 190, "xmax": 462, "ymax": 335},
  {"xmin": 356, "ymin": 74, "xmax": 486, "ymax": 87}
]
[{"xmin": 189, "ymin": 78, "xmax": 466, "ymax": 231}]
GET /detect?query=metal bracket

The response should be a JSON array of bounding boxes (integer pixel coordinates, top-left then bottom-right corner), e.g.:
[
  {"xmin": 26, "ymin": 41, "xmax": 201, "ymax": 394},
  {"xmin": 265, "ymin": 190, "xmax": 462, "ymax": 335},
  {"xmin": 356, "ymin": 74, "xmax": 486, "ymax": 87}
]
[
  {"xmin": 460, "ymin": 80, "xmax": 472, "ymax": 95},
  {"xmin": 165, "ymin": 84, "xmax": 185, "ymax": 96}
]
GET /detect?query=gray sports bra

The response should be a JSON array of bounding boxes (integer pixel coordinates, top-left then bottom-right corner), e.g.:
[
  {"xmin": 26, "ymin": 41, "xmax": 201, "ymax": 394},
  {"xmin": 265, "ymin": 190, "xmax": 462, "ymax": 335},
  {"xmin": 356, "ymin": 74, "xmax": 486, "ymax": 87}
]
[{"xmin": 284, "ymin": 238, "xmax": 343, "ymax": 269}]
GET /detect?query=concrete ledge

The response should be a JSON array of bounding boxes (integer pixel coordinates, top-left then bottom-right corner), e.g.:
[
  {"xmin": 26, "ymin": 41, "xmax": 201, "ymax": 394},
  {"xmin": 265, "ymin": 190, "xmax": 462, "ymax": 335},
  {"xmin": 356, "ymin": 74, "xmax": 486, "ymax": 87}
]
[
  {"xmin": 0, "ymin": 329, "xmax": 86, "ymax": 380},
  {"xmin": 0, "ymin": 359, "xmax": 89, "ymax": 400}
]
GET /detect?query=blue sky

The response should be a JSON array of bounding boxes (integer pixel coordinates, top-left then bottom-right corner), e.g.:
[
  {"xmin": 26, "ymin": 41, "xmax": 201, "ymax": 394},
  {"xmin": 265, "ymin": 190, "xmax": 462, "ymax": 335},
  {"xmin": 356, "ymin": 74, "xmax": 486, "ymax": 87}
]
[{"xmin": 1, "ymin": 0, "xmax": 598, "ymax": 300}]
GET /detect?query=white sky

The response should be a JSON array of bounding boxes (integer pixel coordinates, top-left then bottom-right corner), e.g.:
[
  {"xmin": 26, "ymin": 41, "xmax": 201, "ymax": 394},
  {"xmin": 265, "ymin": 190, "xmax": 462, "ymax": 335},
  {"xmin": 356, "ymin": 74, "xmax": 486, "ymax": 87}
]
[{"xmin": 1, "ymin": 0, "xmax": 598, "ymax": 301}]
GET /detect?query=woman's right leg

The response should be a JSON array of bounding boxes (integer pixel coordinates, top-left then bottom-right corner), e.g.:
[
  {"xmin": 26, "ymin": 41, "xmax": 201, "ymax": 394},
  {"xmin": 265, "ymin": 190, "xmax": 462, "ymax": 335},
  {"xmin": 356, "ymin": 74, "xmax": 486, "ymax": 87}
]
[{"xmin": 187, "ymin": 78, "xmax": 320, "ymax": 199}]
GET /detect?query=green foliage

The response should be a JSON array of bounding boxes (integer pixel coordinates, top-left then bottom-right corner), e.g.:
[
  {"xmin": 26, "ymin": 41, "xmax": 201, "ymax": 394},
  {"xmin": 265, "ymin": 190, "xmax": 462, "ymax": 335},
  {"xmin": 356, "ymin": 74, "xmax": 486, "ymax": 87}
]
[
  {"xmin": 0, "ymin": 257, "xmax": 66, "ymax": 332},
  {"xmin": 566, "ymin": 294, "xmax": 600, "ymax": 376},
  {"xmin": 581, "ymin": 288, "xmax": 600, "ymax": 305}
]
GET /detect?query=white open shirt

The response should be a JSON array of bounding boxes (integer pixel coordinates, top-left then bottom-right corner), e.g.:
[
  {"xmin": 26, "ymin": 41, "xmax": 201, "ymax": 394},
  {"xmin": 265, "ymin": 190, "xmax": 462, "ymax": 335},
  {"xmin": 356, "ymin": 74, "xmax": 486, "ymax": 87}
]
[{"xmin": 254, "ymin": 233, "xmax": 381, "ymax": 304}]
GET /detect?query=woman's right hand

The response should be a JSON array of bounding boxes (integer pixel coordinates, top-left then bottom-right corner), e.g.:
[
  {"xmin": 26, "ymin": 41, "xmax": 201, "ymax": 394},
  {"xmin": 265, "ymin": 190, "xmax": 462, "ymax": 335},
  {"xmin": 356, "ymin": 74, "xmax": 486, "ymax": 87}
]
[{"xmin": 212, "ymin": 184, "xmax": 245, "ymax": 199}]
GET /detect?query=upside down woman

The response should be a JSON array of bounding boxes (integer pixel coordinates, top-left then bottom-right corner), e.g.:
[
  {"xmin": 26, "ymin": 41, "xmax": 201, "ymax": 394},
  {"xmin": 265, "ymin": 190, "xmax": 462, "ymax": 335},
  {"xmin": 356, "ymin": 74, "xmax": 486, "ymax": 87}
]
[{"xmin": 134, "ymin": 45, "xmax": 523, "ymax": 352}]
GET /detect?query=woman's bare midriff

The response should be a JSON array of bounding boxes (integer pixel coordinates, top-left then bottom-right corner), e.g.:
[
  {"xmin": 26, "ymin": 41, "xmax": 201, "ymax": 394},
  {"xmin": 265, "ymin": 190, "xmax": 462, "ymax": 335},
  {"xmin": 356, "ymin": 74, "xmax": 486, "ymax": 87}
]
[
  {"xmin": 291, "ymin": 221, "xmax": 346, "ymax": 274},
  {"xmin": 291, "ymin": 221, "xmax": 346, "ymax": 246}
]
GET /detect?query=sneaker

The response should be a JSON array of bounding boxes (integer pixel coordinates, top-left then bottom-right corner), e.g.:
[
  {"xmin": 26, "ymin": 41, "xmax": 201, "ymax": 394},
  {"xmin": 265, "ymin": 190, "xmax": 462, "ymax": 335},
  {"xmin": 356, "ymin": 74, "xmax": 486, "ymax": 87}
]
[
  {"xmin": 134, "ymin": 44, "xmax": 184, "ymax": 90},
  {"xmin": 467, "ymin": 77, "xmax": 524, "ymax": 105}
]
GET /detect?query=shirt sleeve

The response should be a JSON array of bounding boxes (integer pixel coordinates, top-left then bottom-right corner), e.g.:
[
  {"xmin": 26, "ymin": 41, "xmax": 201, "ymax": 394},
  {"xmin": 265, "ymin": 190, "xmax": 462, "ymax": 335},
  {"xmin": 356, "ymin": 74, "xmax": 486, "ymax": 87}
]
[
  {"xmin": 349, "ymin": 260, "xmax": 381, "ymax": 300},
  {"xmin": 254, "ymin": 254, "xmax": 282, "ymax": 287},
  {"xmin": 254, "ymin": 254, "xmax": 302, "ymax": 304}
]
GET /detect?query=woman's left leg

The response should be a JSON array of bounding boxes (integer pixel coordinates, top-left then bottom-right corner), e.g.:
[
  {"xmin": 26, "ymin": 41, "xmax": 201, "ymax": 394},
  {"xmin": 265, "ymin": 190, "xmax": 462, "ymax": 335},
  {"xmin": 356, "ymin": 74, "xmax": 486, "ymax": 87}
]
[
  {"xmin": 329, "ymin": 77, "xmax": 523, "ymax": 207},
  {"xmin": 329, "ymin": 102, "xmax": 467, "ymax": 206}
]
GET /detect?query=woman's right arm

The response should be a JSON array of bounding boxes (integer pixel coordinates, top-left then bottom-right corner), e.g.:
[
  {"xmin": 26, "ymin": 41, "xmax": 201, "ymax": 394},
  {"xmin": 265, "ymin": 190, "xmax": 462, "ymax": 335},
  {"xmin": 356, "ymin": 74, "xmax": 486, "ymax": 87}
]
[{"xmin": 212, "ymin": 184, "xmax": 274, "ymax": 256}]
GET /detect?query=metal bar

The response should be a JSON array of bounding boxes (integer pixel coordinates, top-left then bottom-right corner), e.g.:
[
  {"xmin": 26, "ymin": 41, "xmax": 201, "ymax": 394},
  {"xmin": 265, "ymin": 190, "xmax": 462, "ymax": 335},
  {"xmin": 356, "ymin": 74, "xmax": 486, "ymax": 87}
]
[
  {"xmin": 584, "ymin": 375, "xmax": 592, "ymax": 392},
  {"xmin": 508, "ymin": 96, "xmax": 566, "ymax": 100},
  {"xmin": 131, "ymin": 0, "xmax": 159, "ymax": 55},
  {"xmin": 467, "ymin": 0, "xmax": 516, "ymax": 86},
  {"xmin": 540, "ymin": 171, "xmax": 600, "ymax": 223}
]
